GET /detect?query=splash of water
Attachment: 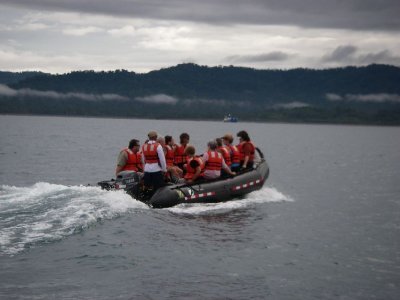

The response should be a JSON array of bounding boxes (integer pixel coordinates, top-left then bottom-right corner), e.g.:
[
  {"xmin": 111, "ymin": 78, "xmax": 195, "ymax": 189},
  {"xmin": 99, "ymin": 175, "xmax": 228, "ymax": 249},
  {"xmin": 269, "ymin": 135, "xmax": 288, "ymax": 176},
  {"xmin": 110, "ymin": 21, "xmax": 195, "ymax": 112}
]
[
  {"xmin": 166, "ymin": 186, "xmax": 293, "ymax": 215},
  {"xmin": 0, "ymin": 182, "xmax": 147, "ymax": 255}
]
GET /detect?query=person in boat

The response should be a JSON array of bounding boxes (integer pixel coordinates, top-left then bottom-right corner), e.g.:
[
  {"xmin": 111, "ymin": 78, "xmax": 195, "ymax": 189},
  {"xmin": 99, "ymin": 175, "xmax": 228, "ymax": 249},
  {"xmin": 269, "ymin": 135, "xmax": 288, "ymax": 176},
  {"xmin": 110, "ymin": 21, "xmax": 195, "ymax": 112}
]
[
  {"xmin": 236, "ymin": 130, "xmax": 256, "ymax": 170},
  {"xmin": 202, "ymin": 140, "xmax": 235, "ymax": 180},
  {"xmin": 141, "ymin": 131, "xmax": 167, "ymax": 191},
  {"xmin": 216, "ymin": 138, "xmax": 231, "ymax": 167},
  {"xmin": 174, "ymin": 132, "xmax": 190, "ymax": 171},
  {"xmin": 115, "ymin": 139, "xmax": 142, "ymax": 176},
  {"xmin": 216, "ymin": 137, "xmax": 232, "ymax": 177},
  {"xmin": 222, "ymin": 133, "xmax": 241, "ymax": 172},
  {"xmin": 162, "ymin": 135, "xmax": 183, "ymax": 182},
  {"xmin": 183, "ymin": 145, "xmax": 204, "ymax": 183}
]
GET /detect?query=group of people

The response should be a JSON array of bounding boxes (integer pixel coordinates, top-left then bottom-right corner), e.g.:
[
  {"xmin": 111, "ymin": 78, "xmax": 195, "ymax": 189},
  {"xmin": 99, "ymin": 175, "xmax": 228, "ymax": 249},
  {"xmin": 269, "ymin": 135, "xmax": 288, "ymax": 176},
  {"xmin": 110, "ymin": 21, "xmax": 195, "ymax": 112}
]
[{"xmin": 115, "ymin": 130, "xmax": 257, "ymax": 191}]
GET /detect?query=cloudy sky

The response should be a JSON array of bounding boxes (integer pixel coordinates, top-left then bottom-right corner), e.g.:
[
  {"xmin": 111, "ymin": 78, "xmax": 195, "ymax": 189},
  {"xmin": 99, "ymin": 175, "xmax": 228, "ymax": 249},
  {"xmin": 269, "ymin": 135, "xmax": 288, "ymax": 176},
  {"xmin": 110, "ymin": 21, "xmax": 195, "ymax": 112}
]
[{"xmin": 0, "ymin": 0, "xmax": 399, "ymax": 73}]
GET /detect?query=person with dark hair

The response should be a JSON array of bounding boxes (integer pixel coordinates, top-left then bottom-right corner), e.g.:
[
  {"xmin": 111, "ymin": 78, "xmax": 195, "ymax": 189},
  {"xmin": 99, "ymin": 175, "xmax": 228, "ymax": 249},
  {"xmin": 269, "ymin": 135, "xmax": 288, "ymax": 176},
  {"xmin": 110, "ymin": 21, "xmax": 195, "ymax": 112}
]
[
  {"xmin": 163, "ymin": 135, "xmax": 183, "ymax": 181},
  {"xmin": 115, "ymin": 139, "xmax": 142, "ymax": 176},
  {"xmin": 174, "ymin": 132, "xmax": 190, "ymax": 170},
  {"xmin": 236, "ymin": 130, "xmax": 256, "ymax": 170},
  {"xmin": 141, "ymin": 131, "xmax": 167, "ymax": 191},
  {"xmin": 222, "ymin": 133, "xmax": 241, "ymax": 172},
  {"xmin": 202, "ymin": 140, "xmax": 235, "ymax": 180},
  {"xmin": 183, "ymin": 145, "xmax": 204, "ymax": 183}
]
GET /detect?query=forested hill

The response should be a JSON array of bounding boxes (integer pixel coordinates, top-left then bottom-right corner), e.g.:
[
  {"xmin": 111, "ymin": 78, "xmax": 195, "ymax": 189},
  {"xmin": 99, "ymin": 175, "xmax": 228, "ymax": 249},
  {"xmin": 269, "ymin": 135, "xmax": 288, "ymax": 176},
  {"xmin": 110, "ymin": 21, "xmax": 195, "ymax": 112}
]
[
  {"xmin": 0, "ymin": 71, "xmax": 46, "ymax": 85},
  {"xmin": 1, "ymin": 64, "xmax": 400, "ymax": 124}
]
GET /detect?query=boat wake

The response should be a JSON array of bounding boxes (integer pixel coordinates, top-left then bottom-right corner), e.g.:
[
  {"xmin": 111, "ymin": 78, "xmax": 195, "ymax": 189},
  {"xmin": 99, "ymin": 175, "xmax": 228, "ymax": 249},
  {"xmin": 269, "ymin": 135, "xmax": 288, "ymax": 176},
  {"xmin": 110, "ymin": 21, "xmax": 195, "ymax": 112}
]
[
  {"xmin": 0, "ymin": 182, "xmax": 147, "ymax": 256},
  {"xmin": 0, "ymin": 183, "xmax": 291, "ymax": 255},
  {"xmin": 166, "ymin": 186, "xmax": 293, "ymax": 215}
]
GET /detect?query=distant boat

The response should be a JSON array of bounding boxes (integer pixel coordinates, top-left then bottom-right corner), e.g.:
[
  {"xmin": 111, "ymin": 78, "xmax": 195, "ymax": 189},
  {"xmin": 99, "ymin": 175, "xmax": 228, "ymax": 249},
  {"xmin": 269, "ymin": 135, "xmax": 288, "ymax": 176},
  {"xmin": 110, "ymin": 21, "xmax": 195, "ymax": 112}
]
[{"xmin": 223, "ymin": 114, "xmax": 238, "ymax": 122}]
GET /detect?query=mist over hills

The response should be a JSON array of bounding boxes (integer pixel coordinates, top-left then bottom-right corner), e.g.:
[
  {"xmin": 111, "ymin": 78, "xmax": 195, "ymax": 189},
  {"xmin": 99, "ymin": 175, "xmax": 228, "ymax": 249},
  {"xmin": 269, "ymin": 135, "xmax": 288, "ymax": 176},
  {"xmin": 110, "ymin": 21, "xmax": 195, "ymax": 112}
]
[{"xmin": 1, "ymin": 64, "xmax": 399, "ymax": 124}]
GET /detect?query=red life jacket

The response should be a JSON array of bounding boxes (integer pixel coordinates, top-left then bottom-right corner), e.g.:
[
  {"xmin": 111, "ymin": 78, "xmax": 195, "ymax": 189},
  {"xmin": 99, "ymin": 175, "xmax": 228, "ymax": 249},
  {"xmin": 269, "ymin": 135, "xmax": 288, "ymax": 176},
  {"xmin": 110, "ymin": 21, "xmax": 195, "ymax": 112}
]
[
  {"xmin": 165, "ymin": 145, "xmax": 175, "ymax": 167},
  {"xmin": 174, "ymin": 144, "xmax": 187, "ymax": 164},
  {"xmin": 142, "ymin": 142, "xmax": 161, "ymax": 164},
  {"xmin": 228, "ymin": 145, "xmax": 240, "ymax": 164},
  {"xmin": 184, "ymin": 156, "xmax": 204, "ymax": 180},
  {"xmin": 237, "ymin": 141, "xmax": 256, "ymax": 162},
  {"xmin": 121, "ymin": 148, "xmax": 142, "ymax": 172},
  {"xmin": 205, "ymin": 150, "xmax": 223, "ymax": 171},
  {"xmin": 218, "ymin": 146, "xmax": 231, "ymax": 166}
]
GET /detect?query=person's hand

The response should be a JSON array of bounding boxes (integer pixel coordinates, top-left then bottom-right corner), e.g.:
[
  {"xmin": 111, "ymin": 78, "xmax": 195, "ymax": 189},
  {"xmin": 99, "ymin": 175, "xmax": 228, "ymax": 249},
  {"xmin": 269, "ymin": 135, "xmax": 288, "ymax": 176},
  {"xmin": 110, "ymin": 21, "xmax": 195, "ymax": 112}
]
[{"xmin": 231, "ymin": 171, "xmax": 236, "ymax": 176}]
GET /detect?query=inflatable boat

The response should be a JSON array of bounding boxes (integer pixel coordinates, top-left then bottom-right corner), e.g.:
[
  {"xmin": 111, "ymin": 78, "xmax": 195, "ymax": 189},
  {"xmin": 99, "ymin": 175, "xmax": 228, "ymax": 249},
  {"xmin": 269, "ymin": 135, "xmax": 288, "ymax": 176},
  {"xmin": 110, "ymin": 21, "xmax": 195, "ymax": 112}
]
[{"xmin": 98, "ymin": 150, "xmax": 269, "ymax": 208}]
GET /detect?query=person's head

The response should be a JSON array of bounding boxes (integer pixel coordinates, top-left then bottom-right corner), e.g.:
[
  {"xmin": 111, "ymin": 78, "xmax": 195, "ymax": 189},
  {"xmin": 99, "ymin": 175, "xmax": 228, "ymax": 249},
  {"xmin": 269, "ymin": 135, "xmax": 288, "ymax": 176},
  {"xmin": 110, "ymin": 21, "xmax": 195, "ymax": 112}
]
[
  {"xmin": 184, "ymin": 144, "xmax": 195, "ymax": 157},
  {"xmin": 180, "ymin": 132, "xmax": 190, "ymax": 144},
  {"xmin": 157, "ymin": 136, "xmax": 165, "ymax": 147},
  {"xmin": 207, "ymin": 139, "xmax": 217, "ymax": 150},
  {"xmin": 128, "ymin": 139, "xmax": 140, "ymax": 152},
  {"xmin": 216, "ymin": 138, "xmax": 223, "ymax": 147},
  {"xmin": 148, "ymin": 130, "xmax": 158, "ymax": 141},
  {"xmin": 237, "ymin": 130, "xmax": 250, "ymax": 142},
  {"xmin": 222, "ymin": 133, "xmax": 234, "ymax": 145},
  {"xmin": 165, "ymin": 135, "xmax": 174, "ymax": 146}
]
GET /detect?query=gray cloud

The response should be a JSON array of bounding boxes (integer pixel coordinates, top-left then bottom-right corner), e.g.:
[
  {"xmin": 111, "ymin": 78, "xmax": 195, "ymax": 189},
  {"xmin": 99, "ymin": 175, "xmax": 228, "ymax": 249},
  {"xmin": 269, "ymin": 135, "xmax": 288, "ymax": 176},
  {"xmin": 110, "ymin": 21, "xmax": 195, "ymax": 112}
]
[
  {"xmin": 322, "ymin": 45, "xmax": 357, "ymax": 62},
  {"xmin": 322, "ymin": 46, "xmax": 400, "ymax": 65},
  {"xmin": 134, "ymin": 94, "xmax": 178, "ymax": 105},
  {"xmin": 274, "ymin": 102, "xmax": 310, "ymax": 109},
  {"xmin": 183, "ymin": 98, "xmax": 248, "ymax": 107},
  {"xmin": 326, "ymin": 93, "xmax": 400, "ymax": 103},
  {"xmin": 2, "ymin": 0, "xmax": 400, "ymax": 31},
  {"xmin": 226, "ymin": 51, "xmax": 290, "ymax": 63},
  {"xmin": 0, "ymin": 84, "xmax": 129, "ymax": 101}
]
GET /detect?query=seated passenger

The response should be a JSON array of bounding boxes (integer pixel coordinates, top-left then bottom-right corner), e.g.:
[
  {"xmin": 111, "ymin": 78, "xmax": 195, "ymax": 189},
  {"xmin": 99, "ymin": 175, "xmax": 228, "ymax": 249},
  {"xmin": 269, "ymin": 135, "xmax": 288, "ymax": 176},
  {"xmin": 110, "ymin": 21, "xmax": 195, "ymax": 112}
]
[
  {"xmin": 174, "ymin": 132, "xmax": 190, "ymax": 171},
  {"xmin": 236, "ymin": 130, "xmax": 256, "ymax": 170},
  {"xmin": 115, "ymin": 139, "xmax": 142, "ymax": 176},
  {"xmin": 183, "ymin": 145, "xmax": 204, "ymax": 183},
  {"xmin": 162, "ymin": 135, "xmax": 183, "ymax": 182},
  {"xmin": 202, "ymin": 140, "xmax": 235, "ymax": 180},
  {"xmin": 222, "ymin": 133, "xmax": 241, "ymax": 172},
  {"xmin": 216, "ymin": 137, "xmax": 231, "ymax": 167}
]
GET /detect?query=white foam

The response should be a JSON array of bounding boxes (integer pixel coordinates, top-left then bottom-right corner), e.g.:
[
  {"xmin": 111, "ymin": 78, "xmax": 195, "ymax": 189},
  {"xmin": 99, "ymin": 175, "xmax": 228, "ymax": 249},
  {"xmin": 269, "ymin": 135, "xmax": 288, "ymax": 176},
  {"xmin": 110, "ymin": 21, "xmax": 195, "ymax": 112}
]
[
  {"xmin": 167, "ymin": 186, "xmax": 293, "ymax": 215},
  {"xmin": 0, "ymin": 183, "xmax": 148, "ymax": 255}
]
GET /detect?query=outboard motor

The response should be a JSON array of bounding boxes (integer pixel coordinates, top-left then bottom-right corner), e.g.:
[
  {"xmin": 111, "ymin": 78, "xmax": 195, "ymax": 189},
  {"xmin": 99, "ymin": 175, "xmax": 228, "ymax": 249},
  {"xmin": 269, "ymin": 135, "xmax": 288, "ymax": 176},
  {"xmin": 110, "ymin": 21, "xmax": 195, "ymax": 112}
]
[
  {"xmin": 114, "ymin": 171, "xmax": 141, "ymax": 197},
  {"xmin": 98, "ymin": 171, "xmax": 141, "ymax": 198}
]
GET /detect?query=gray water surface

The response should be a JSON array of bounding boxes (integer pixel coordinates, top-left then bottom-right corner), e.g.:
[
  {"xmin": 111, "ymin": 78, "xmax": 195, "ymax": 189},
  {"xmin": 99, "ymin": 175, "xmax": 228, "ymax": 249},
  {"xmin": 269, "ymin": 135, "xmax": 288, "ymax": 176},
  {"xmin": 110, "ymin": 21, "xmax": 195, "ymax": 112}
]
[{"xmin": 0, "ymin": 115, "xmax": 399, "ymax": 299}]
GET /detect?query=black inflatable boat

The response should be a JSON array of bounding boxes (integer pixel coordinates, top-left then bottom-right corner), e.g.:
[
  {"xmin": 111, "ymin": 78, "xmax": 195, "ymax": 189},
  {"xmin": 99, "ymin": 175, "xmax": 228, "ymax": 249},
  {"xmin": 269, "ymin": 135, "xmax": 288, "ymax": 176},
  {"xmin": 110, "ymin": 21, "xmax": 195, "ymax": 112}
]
[{"xmin": 98, "ymin": 151, "xmax": 269, "ymax": 208}]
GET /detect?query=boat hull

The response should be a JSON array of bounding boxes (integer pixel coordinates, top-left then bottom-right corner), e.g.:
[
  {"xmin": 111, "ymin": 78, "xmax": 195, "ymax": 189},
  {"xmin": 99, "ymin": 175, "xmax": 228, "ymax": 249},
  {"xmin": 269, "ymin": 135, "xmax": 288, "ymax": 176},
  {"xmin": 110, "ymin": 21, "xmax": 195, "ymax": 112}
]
[
  {"xmin": 148, "ymin": 159, "xmax": 269, "ymax": 208},
  {"xmin": 98, "ymin": 159, "xmax": 269, "ymax": 209}
]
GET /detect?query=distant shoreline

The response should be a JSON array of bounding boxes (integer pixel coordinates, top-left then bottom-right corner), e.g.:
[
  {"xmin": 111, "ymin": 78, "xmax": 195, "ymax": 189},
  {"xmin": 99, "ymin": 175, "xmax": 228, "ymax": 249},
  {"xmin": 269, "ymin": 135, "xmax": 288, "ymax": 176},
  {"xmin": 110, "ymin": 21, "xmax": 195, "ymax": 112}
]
[{"xmin": 2, "ymin": 112, "xmax": 399, "ymax": 127}]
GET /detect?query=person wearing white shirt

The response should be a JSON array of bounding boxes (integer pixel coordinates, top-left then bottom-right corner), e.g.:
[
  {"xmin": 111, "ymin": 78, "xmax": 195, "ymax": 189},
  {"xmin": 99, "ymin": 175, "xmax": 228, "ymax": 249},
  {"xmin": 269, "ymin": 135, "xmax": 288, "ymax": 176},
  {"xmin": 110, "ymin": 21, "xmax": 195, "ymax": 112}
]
[{"xmin": 141, "ymin": 131, "xmax": 167, "ymax": 190}]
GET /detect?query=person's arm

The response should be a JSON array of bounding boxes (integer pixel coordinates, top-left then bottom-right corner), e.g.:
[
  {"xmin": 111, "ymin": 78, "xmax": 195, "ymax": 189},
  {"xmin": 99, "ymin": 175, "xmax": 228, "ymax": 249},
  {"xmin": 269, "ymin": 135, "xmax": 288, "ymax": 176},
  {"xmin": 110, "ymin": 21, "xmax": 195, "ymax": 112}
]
[
  {"xmin": 222, "ymin": 158, "xmax": 235, "ymax": 176},
  {"xmin": 157, "ymin": 144, "xmax": 167, "ymax": 172},
  {"xmin": 137, "ymin": 152, "xmax": 143, "ymax": 172},
  {"xmin": 115, "ymin": 151, "xmax": 127, "ymax": 176},
  {"xmin": 141, "ymin": 148, "xmax": 145, "ymax": 166},
  {"xmin": 242, "ymin": 143, "xmax": 251, "ymax": 168}
]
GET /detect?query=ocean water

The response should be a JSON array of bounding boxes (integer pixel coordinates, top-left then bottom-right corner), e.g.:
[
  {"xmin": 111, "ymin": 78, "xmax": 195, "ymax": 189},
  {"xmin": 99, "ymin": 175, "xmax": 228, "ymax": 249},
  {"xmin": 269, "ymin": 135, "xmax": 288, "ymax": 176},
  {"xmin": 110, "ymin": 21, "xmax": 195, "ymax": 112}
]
[{"xmin": 0, "ymin": 115, "xmax": 399, "ymax": 299}]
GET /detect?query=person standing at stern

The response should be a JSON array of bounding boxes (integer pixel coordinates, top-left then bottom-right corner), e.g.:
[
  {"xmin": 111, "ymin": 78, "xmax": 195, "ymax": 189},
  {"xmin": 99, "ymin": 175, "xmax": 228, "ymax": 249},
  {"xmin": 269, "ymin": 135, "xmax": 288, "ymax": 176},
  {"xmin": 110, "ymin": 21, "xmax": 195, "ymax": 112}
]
[{"xmin": 141, "ymin": 131, "xmax": 167, "ymax": 191}]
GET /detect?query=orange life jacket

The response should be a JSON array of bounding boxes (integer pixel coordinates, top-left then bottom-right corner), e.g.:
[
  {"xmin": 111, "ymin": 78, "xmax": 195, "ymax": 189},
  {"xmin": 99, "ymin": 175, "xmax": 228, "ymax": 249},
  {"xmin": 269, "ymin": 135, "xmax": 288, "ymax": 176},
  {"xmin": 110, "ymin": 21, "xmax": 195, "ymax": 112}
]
[
  {"xmin": 142, "ymin": 142, "xmax": 161, "ymax": 164},
  {"xmin": 122, "ymin": 148, "xmax": 142, "ymax": 172},
  {"xmin": 205, "ymin": 150, "xmax": 223, "ymax": 171},
  {"xmin": 174, "ymin": 144, "xmax": 187, "ymax": 164},
  {"xmin": 184, "ymin": 156, "xmax": 204, "ymax": 180},
  {"xmin": 165, "ymin": 145, "xmax": 175, "ymax": 167},
  {"xmin": 228, "ymin": 145, "xmax": 241, "ymax": 164},
  {"xmin": 237, "ymin": 141, "xmax": 256, "ymax": 162},
  {"xmin": 218, "ymin": 146, "xmax": 231, "ymax": 166}
]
